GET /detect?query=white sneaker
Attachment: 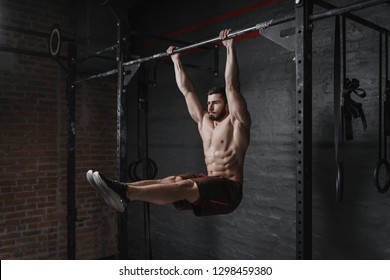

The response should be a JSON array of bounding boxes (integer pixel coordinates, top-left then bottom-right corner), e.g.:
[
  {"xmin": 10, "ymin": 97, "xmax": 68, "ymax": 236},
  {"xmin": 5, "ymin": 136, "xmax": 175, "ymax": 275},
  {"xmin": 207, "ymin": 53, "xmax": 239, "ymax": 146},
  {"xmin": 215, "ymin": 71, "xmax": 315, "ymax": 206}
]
[
  {"xmin": 86, "ymin": 170, "xmax": 125, "ymax": 212},
  {"xmin": 92, "ymin": 171, "xmax": 127, "ymax": 213}
]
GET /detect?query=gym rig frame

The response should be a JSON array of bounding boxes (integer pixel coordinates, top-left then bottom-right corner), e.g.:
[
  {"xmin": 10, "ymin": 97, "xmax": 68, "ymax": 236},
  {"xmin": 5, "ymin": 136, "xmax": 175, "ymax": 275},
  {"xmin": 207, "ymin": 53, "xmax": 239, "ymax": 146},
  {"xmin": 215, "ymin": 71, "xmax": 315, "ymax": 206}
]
[
  {"xmin": 2, "ymin": 0, "xmax": 387, "ymax": 260},
  {"xmin": 63, "ymin": 0, "xmax": 390, "ymax": 260}
]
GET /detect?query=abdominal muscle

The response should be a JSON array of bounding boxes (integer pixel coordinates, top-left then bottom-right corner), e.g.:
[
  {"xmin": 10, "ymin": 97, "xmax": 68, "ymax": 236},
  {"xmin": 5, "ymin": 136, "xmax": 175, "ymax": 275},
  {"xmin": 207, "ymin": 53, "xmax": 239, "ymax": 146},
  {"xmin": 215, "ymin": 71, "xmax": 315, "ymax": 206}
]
[
  {"xmin": 203, "ymin": 140, "xmax": 244, "ymax": 184},
  {"xmin": 200, "ymin": 114, "xmax": 247, "ymax": 184}
]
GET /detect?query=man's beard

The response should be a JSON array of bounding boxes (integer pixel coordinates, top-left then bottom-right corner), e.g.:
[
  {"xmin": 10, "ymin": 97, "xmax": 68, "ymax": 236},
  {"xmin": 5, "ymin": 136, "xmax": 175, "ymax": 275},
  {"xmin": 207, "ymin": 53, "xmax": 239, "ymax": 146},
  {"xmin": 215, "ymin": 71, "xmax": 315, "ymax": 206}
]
[{"xmin": 208, "ymin": 108, "xmax": 227, "ymax": 122}]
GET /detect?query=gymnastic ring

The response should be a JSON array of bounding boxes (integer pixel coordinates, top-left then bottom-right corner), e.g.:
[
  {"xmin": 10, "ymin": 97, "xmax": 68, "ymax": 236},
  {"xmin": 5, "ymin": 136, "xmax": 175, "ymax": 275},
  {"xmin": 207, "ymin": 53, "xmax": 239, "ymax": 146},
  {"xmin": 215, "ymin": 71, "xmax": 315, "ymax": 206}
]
[
  {"xmin": 128, "ymin": 158, "xmax": 158, "ymax": 181},
  {"xmin": 127, "ymin": 158, "xmax": 158, "ymax": 182},
  {"xmin": 373, "ymin": 159, "xmax": 390, "ymax": 194},
  {"xmin": 48, "ymin": 24, "xmax": 62, "ymax": 57}
]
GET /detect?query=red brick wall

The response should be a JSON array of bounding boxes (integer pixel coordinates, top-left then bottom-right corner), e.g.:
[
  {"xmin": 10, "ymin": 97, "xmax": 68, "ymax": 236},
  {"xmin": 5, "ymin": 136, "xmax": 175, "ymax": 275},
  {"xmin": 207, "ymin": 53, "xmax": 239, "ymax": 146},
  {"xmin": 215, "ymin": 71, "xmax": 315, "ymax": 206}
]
[{"xmin": 0, "ymin": 0, "xmax": 118, "ymax": 259}]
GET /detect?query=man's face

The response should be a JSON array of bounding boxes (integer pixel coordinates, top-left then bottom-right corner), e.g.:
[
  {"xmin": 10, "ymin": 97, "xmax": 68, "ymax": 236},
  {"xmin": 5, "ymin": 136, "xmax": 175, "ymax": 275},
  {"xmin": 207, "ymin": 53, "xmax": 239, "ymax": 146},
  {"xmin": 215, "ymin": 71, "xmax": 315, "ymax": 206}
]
[{"xmin": 207, "ymin": 93, "xmax": 229, "ymax": 121}]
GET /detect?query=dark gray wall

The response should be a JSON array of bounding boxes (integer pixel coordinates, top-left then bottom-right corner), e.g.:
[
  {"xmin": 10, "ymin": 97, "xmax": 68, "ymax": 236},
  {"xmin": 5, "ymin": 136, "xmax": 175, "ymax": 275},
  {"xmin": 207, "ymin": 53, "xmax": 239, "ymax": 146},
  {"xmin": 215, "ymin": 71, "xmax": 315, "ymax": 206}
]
[{"xmin": 125, "ymin": 0, "xmax": 390, "ymax": 259}]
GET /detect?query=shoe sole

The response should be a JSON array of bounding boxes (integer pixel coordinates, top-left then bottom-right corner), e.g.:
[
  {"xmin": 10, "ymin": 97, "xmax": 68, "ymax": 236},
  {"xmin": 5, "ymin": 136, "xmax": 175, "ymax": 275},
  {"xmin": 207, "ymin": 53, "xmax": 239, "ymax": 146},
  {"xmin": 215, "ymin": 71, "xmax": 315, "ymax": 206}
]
[
  {"xmin": 93, "ymin": 171, "xmax": 126, "ymax": 213},
  {"xmin": 86, "ymin": 170, "xmax": 125, "ymax": 212}
]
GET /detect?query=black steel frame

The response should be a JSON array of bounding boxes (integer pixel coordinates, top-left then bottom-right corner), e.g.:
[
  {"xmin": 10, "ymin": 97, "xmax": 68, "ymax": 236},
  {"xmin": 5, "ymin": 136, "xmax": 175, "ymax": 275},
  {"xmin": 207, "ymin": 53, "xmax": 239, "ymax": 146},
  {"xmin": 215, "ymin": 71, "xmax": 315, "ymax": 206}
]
[
  {"xmin": 66, "ymin": 44, "xmax": 77, "ymax": 260},
  {"xmin": 116, "ymin": 19, "xmax": 129, "ymax": 260},
  {"xmin": 60, "ymin": 0, "xmax": 390, "ymax": 260},
  {"xmin": 295, "ymin": 0, "xmax": 313, "ymax": 260},
  {"xmin": 295, "ymin": 0, "xmax": 390, "ymax": 260},
  {"xmin": 2, "ymin": 0, "xmax": 387, "ymax": 260},
  {"xmin": 137, "ymin": 64, "xmax": 153, "ymax": 260}
]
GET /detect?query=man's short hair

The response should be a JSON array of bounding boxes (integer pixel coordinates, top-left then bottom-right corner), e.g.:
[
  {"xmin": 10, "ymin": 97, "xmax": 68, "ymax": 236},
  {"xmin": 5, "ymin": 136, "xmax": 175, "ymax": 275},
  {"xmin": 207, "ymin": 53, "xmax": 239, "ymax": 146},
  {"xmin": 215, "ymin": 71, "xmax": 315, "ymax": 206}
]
[{"xmin": 207, "ymin": 86, "xmax": 227, "ymax": 103}]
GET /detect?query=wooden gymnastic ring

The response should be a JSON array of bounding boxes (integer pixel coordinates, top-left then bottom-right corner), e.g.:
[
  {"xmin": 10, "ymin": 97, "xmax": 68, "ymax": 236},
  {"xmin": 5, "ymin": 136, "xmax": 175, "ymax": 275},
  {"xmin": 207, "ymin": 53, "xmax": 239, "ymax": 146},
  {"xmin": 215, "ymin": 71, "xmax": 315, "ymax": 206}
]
[{"xmin": 48, "ymin": 24, "xmax": 62, "ymax": 57}]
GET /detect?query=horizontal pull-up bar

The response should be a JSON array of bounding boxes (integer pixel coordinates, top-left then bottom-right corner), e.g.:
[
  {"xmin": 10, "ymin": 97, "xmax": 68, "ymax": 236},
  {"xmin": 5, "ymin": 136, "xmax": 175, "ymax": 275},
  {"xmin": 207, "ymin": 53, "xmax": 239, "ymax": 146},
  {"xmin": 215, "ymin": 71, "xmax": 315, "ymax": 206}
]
[
  {"xmin": 315, "ymin": 0, "xmax": 390, "ymax": 34},
  {"xmin": 74, "ymin": 17, "xmax": 288, "ymax": 84},
  {"xmin": 76, "ymin": 68, "xmax": 119, "ymax": 83},
  {"xmin": 77, "ymin": 44, "xmax": 117, "ymax": 63},
  {"xmin": 122, "ymin": 18, "xmax": 284, "ymax": 67},
  {"xmin": 311, "ymin": 0, "xmax": 390, "ymax": 22}
]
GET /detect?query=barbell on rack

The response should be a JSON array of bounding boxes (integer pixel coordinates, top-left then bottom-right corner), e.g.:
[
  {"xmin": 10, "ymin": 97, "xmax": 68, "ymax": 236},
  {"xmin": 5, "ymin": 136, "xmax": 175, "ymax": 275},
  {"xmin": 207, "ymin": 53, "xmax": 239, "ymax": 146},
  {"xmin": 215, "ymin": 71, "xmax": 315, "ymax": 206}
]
[{"xmin": 73, "ymin": 16, "xmax": 288, "ymax": 84}]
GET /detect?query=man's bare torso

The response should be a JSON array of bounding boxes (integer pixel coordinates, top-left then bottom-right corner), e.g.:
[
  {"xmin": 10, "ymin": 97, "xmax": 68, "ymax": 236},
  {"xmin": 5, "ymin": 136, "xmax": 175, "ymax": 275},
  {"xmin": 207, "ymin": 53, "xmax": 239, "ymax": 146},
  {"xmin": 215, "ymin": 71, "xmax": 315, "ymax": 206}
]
[{"xmin": 199, "ymin": 113, "xmax": 250, "ymax": 184}]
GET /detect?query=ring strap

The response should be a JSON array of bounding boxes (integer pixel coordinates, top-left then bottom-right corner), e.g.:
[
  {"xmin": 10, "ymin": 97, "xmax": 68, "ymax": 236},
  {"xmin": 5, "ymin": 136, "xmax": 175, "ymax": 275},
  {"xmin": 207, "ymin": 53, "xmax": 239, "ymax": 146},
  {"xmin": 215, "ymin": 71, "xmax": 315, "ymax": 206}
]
[
  {"xmin": 384, "ymin": 80, "xmax": 390, "ymax": 135},
  {"xmin": 334, "ymin": 16, "xmax": 344, "ymax": 201},
  {"xmin": 343, "ymin": 78, "xmax": 368, "ymax": 140},
  {"xmin": 373, "ymin": 33, "xmax": 390, "ymax": 194}
]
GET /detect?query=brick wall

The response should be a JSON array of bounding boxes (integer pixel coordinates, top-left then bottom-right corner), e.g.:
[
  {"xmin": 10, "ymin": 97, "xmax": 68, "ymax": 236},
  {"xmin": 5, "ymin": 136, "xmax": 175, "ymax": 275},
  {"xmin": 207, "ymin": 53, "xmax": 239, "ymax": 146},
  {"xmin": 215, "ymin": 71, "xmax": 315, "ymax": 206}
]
[{"xmin": 0, "ymin": 0, "xmax": 118, "ymax": 259}]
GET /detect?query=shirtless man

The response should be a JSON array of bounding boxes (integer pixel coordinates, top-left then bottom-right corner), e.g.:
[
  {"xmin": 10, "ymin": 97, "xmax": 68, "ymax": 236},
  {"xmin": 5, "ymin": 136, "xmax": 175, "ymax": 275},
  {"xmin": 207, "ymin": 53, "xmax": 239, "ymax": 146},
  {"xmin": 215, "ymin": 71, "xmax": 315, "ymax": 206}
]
[{"xmin": 86, "ymin": 29, "xmax": 251, "ymax": 216}]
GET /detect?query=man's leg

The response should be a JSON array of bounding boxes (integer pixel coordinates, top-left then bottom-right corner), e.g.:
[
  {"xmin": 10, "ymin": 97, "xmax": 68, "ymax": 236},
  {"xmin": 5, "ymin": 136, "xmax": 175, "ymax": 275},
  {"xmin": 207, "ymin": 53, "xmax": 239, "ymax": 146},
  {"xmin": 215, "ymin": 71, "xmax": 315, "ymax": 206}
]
[
  {"xmin": 127, "ymin": 178, "xmax": 199, "ymax": 205},
  {"xmin": 127, "ymin": 176, "xmax": 179, "ymax": 187},
  {"xmin": 91, "ymin": 171, "xmax": 200, "ymax": 210}
]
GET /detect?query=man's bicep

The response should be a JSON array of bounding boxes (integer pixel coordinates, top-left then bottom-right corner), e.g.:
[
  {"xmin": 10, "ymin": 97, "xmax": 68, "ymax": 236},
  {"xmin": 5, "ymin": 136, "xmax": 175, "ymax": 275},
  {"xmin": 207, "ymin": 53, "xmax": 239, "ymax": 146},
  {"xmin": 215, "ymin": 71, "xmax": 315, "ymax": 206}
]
[
  {"xmin": 233, "ymin": 120, "xmax": 251, "ymax": 148},
  {"xmin": 226, "ymin": 88, "xmax": 251, "ymax": 128},
  {"xmin": 233, "ymin": 108, "xmax": 251, "ymax": 130},
  {"xmin": 184, "ymin": 92, "xmax": 205, "ymax": 123}
]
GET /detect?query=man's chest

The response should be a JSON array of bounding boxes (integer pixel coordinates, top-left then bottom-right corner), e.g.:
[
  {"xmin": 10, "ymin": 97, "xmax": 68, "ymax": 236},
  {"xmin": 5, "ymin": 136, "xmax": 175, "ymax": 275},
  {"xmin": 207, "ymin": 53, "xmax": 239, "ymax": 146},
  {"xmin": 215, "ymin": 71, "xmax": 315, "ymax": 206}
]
[{"xmin": 201, "ymin": 119, "xmax": 233, "ymax": 149}]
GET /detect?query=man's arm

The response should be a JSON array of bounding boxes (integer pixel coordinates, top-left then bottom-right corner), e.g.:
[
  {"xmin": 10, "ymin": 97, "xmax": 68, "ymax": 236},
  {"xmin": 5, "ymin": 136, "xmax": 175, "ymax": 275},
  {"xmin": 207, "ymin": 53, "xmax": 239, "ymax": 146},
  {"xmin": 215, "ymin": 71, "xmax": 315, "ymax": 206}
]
[
  {"xmin": 220, "ymin": 30, "xmax": 251, "ymax": 128},
  {"xmin": 167, "ymin": 46, "xmax": 205, "ymax": 124}
]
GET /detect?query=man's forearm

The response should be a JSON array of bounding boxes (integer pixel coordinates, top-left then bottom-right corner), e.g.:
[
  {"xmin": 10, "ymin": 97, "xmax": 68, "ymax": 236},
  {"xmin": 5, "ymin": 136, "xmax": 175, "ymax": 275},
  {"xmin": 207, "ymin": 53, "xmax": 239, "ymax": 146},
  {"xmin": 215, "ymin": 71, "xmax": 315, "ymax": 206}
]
[
  {"xmin": 171, "ymin": 57, "xmax": 204, "ymax": 123},
  {"xmin": 225, "ymin": 45, "xmax": 240, "ymax": 90},
  {"xmin": 173, "ymin": 59, "xmax": 195, "ymax": 96}
]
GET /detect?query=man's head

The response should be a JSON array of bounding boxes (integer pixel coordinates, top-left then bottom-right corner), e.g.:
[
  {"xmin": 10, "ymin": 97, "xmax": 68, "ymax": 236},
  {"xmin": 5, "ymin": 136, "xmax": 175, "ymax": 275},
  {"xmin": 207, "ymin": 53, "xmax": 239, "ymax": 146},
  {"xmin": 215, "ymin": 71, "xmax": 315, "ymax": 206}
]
[{"xmin": 207, "ymin": 87, "xmax": 229, "ymax": 121}]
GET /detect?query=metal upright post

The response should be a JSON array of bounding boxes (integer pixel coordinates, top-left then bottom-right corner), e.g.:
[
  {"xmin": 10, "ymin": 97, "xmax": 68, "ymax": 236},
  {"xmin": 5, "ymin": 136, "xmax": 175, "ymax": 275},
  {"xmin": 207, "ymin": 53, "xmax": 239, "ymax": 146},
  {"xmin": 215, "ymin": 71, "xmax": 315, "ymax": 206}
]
[
  {"xmin": 137, "ymin": 65, "xmax": 153, "ymax": 259},
  {"xmin": 116, "ymin": 19, "xmax": 129, "ymax": 260},
  {"xmin": 295, "ymin": 0, "xmax": 313, "ymax": 260},
  {"xmin": 66, "ymin": 43, "xmax": 77, "ymax": 260}
]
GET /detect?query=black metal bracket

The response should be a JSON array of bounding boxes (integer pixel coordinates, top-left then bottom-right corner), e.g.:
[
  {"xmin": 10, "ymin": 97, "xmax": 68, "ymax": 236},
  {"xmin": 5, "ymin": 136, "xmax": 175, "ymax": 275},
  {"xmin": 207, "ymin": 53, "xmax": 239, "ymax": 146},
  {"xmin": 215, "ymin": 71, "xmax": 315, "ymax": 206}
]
[{"xmin": 261, "ymin": 19, "xmax": 296, "ymax": 51}]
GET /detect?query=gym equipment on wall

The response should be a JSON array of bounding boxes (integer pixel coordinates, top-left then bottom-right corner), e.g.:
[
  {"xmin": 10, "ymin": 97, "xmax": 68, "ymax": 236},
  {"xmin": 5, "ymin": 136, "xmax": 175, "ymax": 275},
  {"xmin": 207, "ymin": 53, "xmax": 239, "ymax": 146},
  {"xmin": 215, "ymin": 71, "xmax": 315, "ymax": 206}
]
[{"xmin": 333, "ymin": 15, "xmax": 368, "ymax": 202}]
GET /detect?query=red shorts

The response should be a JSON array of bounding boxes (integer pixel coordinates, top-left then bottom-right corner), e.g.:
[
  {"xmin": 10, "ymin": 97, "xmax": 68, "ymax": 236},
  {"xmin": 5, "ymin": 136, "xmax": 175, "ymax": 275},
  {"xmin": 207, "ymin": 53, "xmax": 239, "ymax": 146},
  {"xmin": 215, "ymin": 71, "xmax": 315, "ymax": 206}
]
[{"xmin": 173, "ymin": 173, "xmax": 243, "ymax": 217}]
